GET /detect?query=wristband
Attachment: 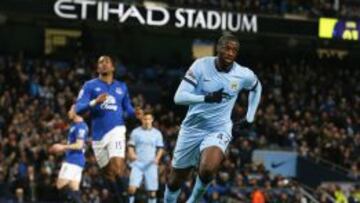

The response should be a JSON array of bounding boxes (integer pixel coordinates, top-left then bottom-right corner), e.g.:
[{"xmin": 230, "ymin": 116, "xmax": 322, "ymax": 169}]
[{"xmin": 89, "ymin": 99, "xmax": 97, "ymax": 107}]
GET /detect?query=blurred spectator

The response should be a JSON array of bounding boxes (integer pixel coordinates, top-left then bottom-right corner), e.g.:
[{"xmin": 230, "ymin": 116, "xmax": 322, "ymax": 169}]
[{"xmin": 156, "ymin": 0, "xmax": 360, "ymax": 18}]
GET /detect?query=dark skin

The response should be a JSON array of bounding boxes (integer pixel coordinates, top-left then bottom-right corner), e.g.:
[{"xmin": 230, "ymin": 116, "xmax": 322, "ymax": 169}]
[
  {"xmin": 167, "ymin": 39, "xmax": 240, "ymax": 191},
  {"xmin": 95, "ymin": 56, "xmax": 143, "ymax": 180},
  {"xmin": 215, "ymin": 40, "xmax": 239, "ymax": 72}
]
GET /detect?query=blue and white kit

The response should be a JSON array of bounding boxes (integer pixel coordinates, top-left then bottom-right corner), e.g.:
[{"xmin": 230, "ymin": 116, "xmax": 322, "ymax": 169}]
[
  {"xmin": 58, "ymin": 122, "xmax": 88, "ymax": 182},
  {"xmin": 76, "ymin": 78, "xmax": 135, "ymax": 168}
]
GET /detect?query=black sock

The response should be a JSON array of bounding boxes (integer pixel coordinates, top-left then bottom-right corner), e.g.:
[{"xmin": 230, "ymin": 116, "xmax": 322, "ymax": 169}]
[
  {"xmin": 59, "ymin": 188, "xmax": 73, "ymax": 202},
  {"xmin": 104, "ymin": 179, "xmax": 124, "ymax": 203},
  {"xmin": 68, "ymin": 190, "xmax": 82, "ymax": 203},
  {"xmin": 116, "ymin": 177, "xmax": 128, "ymax": 195}
]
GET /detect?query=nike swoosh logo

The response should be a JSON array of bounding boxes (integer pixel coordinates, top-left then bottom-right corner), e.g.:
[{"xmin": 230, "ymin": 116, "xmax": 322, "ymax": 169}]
[{"xmin": 271, "ymin": 161, "xmax": 287, "ymax": 168}]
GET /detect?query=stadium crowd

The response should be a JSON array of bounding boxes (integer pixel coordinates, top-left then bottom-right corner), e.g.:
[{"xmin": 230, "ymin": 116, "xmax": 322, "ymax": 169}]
[
  {"xmin": 0, "ymin": 53, "xmax": 359, "ymax": 202},
  {"xmin": 129, "ymin": 0, "xmax": 360, "ymax": 18}
]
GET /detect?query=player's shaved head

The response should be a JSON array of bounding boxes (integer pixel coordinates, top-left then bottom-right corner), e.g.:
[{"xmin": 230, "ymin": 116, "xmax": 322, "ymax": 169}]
[
  {"xmin": 217, "ymin": 34, "xmax": 239, "ymax": 49},
  {"xmin": 216, "ymin": 34, "xmax": 239, "ymax": 70}
]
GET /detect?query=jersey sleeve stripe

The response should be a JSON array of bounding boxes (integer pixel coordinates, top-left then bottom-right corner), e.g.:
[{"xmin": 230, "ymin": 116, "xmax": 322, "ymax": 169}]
[
  {"xmin": 183, "ymin": 77, "xmax": 197, "ymax": 87},
  {"xmin": 249, "ymin": 80, "xmax": 259, "ymax": 91}
]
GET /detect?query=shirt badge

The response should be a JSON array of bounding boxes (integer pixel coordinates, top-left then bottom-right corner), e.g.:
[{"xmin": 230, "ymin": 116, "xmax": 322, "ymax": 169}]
[
  {"xmin": 230, "ymin": 81, "xmax": 239, "ymax": 91},
  {"xmin": 116, "ymin": 87, "xmax": 123, "ymax": 95}
]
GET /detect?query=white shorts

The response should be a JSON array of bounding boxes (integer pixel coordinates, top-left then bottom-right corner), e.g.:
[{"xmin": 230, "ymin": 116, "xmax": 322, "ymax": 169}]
[
  {"xmin": 172, "ymin": 128, "xmax": 231, "ymax": 169},
  {"xmin": 129, "ymin": 162, "xmax": 159, "ymax": 191},
  {"xmin": 92, "ymin": 126, "xmax": 126, "ymax": 168},
  {"xmin": 58, "ymin": 162, "xmax": 83, "ymax": 182}
]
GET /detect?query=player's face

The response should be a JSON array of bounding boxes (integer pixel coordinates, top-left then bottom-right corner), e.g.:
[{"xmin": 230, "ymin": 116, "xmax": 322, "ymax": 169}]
[
  {"xmin": 218, "ymin": 40, "xmax": 239, "ymax": 66},
  {"xmin": 97, "ymin": 56, "xmax": 115, "ymax": 75},
  {"xmin": 142, "ymin": 114, "xmax": 153, "ymax": 128}
]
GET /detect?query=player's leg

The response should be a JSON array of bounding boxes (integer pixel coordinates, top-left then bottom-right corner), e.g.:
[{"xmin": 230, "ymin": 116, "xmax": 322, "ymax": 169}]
[
  {"xmin": 148, "ymin": 191, "xmax": 157, "ymax": 203},
  {"xmin": 103, "ymin": 126, "xmax": 128, "ymax": 202},
  {"xmin": 164, "ymin": 128, "xmax": 204, "ymax": 203},
  {"xmin": 92, "ymin": 133, "xmax": 123, "ymax": 202},
  {"xmin": 57, "ymin": 163, "xmax": 83, "ymax": 203},
  {"xmin": 186, "ymin": 147, "xmax": 224, "ymax": 203},
  {"xmin": 164, "ymin": 167, "xmax": 193, "ymax": 203},
  {"xmin": 57, "ymin": 162, "xmax": 71, "ymax": 190},
  {"xmin": 128, "ymin": 165, "xmax": 143, "ymax": 203},
  {"xmin": 56, "ymin": 179, "xmax": 70, "ymax": 190},
  {"xmin": 144, "ymin": 163, "xmax": 159, "ymax": 203},
  {"xmin": 67, "ymin": 164, "xmax": 83, "ymax": 203},
  {"xmin": 68, "ymin": 180, "xmax": 82, "ymax": 203},
  {"xmin": 164, "ymin": 128, "xmax": 202, "ymax": 203},
  {"xmin": 106, "ymin": 126, "xmax": 127, "ymax": 177},
  {"xmin": 186, "ymin": 132, "xmax": 231, "ymax": 203}
]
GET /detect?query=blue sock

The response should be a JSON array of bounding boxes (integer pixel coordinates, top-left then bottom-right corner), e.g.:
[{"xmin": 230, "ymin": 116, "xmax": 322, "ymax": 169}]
[
  {"xmin": 164, "ymin": 185, "xmax": 180, "ymax": 203},
  {"xmin": 186, "ymin": 176, "xmax": 209, "ymax": 203}
]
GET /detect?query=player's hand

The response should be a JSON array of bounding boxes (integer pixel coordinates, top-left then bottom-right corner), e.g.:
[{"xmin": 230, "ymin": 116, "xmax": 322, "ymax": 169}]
[
  {"xmin": 204, "ymin": 88, "xmax": 227, "ymax": 103},
  {"xmin": 135, "ymin": 107, "xmax": 143, "ymax": 120},
  {"xmin": 234, "ymin": 118, "xmax": 252, "ymax": 130},
  {"xmin": 95, "ymin": 93, "xmax": 108, "ymax": 104},
  {"xmin": 49, "ymin": 144, "xmax": 66, "ymax": 154}
]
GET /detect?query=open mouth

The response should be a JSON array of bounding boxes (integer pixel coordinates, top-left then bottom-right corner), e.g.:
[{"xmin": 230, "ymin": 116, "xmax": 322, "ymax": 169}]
[{"xmin": 224, "ymin": 57, "xmax": 234, "ymax": 63}]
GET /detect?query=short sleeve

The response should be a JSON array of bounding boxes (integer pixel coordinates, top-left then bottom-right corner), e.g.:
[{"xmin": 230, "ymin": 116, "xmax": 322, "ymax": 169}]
[
  {"xmin": 128, "ymin": 130, "xmax": 136, "ymax": 147},
  {"xmin": 156, "ymin": 131, "xmax": 164, "ymax": 148},
  {"xmin": 183, "ymin": 59, "xmax": 202, "ymax": 87},
  {"xmin": 76, "ymin": 128, "xmax": 86, "ymax": 140}
]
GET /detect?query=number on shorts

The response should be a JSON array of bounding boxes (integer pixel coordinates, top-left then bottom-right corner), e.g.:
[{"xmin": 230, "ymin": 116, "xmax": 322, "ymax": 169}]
[{"xmin": 115, "ymin": 141, "xmax": 122, "ymax": 149}]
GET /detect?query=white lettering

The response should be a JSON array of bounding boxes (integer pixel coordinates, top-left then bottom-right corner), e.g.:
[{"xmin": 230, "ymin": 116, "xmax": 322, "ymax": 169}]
[
  {"xmin": 100, "ymin": 104, "xmax": 118, "ymax": 111},
  {"xmin": 53, "ymin": 1, "xmax": 258, "ymax": 33},
  {"xmin": 242, "ymin": 15, "xmax": 257, "ymax": 32},
  {"xmin": 97, "ymin": 1, "xmax": 103, "ymax": 21},
  {"xmin": 54, "ymin": 0, "xmax": 77, "ymax": 19},
  {"xmin": 228, "ymin": 13, "xmax": 241, "ymax": 32},
  {"xmin": 175, "ymin": 8, "xmax": 185, "ymax": 28},
  {"xmin": 185, "ymin": 9, "xmax": 196, "ymax": 28},
  {"xmin": 103, "ymin": 2, "xmax": 124, "ymax": 22},
  {"xmin": 193, "ymin": 10, "xmax": 206, "ymax": 28},
  {"xmin": 74, "ymin": 0, "xmax": 96, "ymax": 20},
  {"xmin": 147, "ymin": 6, "xmax": 170, "ymax": 26},
  {"xmin": 121, "ymin": 6, "xmax": 145, "ymax": 24},
  {"xmin": 207, "ymin": 11, "xmax": 221, "ymax": 30},
  {"xmin": 221, "ymin": 12, "xmax": 227, "ymax": 30}
]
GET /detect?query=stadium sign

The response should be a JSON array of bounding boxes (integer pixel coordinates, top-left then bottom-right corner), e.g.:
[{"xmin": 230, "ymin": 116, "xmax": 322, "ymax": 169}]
[{"xmin": 54, "ymin": 0, "xmax": 257, "ymax": 33}]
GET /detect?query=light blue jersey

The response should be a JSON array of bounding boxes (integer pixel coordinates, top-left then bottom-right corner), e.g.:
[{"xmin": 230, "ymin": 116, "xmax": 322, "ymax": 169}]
[
  {"xmin": 65, "ymin": 122, "xmax": 88, "ymax": 167},
  {"xmin": 75, "ymin": 78, "xmax": 135, "ymax": 141},
  {"xmin": 128, "ymin": 127, "xmax": 164, "ymax": 191},
  {"xmin": 128, "ymin": 127, "xmax": 164, "ymax": 164},
  {"xmin": 172, "ymin": 56, "xmax": 262, "ymax": 168},
  {"xmin": 180, "ymin": 56, "xmax": 259, "ymax": 134}
]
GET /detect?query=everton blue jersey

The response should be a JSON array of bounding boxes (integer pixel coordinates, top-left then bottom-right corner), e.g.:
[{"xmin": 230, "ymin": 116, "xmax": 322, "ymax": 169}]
[
  {"xmin": 65, "ymin": 122, "xmax": 88, "ymax": 167},
  {"xmin": 75, "ymin": 78, "xmax": 135, "ymax": 141}
]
